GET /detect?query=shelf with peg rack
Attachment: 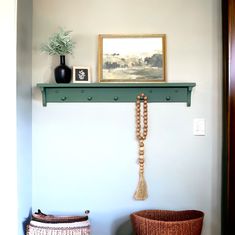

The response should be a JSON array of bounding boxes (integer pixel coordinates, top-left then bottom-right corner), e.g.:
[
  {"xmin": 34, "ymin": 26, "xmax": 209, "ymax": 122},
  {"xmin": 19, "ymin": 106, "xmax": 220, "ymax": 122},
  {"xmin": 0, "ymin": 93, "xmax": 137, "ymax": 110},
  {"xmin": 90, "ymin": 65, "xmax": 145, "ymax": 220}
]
[{"xmin": 37, "ymin": 82, "xmax": 196, "ymax": 107}]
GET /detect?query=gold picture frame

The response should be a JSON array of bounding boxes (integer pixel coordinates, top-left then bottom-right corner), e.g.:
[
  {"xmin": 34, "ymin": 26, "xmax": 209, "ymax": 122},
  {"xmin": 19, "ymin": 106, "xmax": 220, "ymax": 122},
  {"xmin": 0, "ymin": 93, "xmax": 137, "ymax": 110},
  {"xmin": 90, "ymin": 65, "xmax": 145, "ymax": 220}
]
[{"xmin": 98, "ymin": 34, "xmax": 166, "ymax": 83}]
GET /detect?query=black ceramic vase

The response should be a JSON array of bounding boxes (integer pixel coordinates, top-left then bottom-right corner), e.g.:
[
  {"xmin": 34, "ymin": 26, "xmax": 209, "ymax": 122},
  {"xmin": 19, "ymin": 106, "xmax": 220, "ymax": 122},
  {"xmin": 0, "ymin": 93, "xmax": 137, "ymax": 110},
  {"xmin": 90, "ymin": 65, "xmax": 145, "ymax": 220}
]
[{"xmin": 54, "ymin": 55, "xmax": 72, "ymax": 83}]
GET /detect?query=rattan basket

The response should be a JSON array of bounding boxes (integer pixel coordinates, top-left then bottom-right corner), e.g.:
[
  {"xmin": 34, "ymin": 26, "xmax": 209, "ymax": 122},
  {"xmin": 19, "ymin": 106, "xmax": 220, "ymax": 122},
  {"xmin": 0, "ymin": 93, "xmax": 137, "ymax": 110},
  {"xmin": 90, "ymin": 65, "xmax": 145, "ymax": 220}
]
[
  {"xmin": 130, "ymin": 209, "xmax": 204, "ymax": 235},
  {"xmin": 27, "ymin": 210, "xmax": 90, "ymax": 235}
]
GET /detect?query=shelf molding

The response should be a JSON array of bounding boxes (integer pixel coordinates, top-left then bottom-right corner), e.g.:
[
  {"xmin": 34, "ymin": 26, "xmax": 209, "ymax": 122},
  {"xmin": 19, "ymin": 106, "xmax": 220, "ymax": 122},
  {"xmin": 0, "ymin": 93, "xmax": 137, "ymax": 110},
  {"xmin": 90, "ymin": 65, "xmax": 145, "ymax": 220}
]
[{"xmin": 37, "ymin": 82, "xmax": 196, "ymax": 107}]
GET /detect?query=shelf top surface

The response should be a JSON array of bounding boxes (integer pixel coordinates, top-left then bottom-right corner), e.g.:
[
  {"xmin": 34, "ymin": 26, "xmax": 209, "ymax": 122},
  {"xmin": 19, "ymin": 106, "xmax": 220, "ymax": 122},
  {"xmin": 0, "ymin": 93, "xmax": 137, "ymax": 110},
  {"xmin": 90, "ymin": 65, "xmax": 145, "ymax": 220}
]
[{"xmin": 37, "ymin": 82, "xmax": 196, "ymax": 88}]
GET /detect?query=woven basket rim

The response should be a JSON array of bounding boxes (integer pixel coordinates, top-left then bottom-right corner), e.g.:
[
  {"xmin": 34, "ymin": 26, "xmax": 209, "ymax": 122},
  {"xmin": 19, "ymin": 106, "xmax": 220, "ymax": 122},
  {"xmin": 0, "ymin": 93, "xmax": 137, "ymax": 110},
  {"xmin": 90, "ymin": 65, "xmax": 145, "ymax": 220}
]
[
  {"xmin": 32, "ymin": 213, "xmax": 88, "ymax": 223},
  {"xmin": 131, "ymin": 209, "xmax": 204, "ymax": 224}
]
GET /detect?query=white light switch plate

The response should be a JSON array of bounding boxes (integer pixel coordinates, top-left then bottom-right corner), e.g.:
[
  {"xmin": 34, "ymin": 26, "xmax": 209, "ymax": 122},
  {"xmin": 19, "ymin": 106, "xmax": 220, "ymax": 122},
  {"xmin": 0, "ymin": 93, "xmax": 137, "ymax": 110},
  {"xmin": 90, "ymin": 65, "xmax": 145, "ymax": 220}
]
[{"xmin": 193, "ymin": 118, "xmax": 206, "ymax": 136}]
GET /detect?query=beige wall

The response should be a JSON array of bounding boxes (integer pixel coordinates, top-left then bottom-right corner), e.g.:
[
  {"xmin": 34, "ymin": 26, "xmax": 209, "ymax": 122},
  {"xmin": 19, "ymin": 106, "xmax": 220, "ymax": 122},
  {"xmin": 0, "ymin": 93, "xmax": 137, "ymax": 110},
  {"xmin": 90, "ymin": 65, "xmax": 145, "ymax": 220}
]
[
  {"xmin": 32, "ymin": 1, "xmax": 222, "ymax": 234},
  {"xmin": 0, "ymin": 0, "xmax": 18, "ymax": 234}
]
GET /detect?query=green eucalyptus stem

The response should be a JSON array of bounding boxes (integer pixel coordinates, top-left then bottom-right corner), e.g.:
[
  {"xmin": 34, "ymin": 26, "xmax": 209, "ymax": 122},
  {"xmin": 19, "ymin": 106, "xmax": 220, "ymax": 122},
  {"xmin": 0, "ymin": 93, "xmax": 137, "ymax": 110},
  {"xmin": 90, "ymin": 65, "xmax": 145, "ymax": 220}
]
[{"xmin": 41, "ymin": 28, "xmax": 75, "ymax": 56}]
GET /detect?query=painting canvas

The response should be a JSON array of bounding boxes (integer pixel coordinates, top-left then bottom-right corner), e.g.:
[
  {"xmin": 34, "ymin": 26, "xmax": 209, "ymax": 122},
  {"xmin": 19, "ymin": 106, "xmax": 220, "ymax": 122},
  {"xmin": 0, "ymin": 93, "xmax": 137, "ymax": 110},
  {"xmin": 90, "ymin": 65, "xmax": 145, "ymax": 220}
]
[{"xmin": 98, "ymin": 34, "xmax": 166, "ymax": 82}]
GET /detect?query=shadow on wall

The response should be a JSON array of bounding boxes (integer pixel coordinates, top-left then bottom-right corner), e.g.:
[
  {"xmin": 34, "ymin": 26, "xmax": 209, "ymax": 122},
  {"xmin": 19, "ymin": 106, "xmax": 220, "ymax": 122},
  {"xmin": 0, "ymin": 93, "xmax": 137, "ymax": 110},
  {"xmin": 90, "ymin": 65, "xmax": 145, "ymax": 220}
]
[
  {"xmin": 114, "ymin": 218, "xmax": 134, "ymax": 235},
  {"xmin": 21, "ymin": 208, "xmax": 32, "ymax": 235}
]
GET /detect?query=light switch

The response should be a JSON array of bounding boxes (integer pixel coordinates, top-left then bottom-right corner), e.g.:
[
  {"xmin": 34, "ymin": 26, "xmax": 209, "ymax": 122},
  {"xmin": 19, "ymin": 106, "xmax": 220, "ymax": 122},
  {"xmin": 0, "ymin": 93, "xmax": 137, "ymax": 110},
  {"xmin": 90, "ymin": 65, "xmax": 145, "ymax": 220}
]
[{"xmin": 193, "ymin": 118, "xmax": 206, "ymax": 136}]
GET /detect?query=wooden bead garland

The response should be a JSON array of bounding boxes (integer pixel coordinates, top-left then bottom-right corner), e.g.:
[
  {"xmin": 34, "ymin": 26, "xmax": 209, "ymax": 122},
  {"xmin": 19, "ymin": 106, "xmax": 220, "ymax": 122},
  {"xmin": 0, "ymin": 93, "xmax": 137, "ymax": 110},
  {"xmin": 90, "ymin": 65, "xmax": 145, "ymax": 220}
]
[{"xmin": 134, "ymin": 93, "xmax": 148, "ymax": 200}]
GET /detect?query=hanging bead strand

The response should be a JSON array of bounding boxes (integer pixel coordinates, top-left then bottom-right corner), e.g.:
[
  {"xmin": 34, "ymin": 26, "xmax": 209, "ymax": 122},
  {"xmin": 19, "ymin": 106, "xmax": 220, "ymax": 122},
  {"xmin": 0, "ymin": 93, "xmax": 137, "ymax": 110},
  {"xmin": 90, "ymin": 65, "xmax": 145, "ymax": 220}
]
[{"xmin": 134, "ymin": 93, "xmax": 148, "ymax": 200}]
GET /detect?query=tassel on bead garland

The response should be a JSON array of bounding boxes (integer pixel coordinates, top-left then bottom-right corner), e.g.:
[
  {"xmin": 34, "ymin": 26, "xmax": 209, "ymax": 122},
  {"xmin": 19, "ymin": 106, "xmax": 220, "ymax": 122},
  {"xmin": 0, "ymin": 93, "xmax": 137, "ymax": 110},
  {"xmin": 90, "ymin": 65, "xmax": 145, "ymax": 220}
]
[
  {"xmin": 134, "ymin": 172, "xmax": 148, "ymax": 200},
  {"xmin": 134, "ymin": 93, "xmax": 148, "ymax": 200}
]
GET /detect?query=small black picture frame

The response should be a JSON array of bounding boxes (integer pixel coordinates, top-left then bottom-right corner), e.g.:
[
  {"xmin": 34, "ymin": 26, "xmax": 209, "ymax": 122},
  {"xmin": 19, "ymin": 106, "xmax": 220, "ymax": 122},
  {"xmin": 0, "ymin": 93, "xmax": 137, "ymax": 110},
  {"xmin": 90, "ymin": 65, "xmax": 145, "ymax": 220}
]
[{"xmin": 73, "ymin": 66, "xmax": 91, "ymax": 83}]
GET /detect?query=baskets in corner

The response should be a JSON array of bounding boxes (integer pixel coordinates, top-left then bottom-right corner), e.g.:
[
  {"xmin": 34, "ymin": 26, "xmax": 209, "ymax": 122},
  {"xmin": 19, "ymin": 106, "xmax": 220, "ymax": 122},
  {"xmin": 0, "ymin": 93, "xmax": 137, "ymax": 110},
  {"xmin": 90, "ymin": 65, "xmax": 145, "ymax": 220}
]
[{"xmin": 130, "ymin": 209, "xmax": 204, "ymax": 235}]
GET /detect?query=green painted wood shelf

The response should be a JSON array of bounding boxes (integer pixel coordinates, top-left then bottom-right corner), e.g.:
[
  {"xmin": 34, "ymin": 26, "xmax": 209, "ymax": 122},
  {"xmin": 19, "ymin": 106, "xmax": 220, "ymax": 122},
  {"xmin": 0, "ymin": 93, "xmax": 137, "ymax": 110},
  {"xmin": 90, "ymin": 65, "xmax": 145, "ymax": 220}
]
[{"xmin": 37, "ymin": 83, "xmax": 196, "ymax": 107}]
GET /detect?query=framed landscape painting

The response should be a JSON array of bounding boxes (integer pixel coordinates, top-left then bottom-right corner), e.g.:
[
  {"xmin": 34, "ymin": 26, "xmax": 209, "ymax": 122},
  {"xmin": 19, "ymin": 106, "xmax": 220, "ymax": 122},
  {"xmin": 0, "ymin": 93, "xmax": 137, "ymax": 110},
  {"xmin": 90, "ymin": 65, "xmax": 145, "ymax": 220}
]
[{"xmin": 98, "ymin": 34, "xmax": 166, "ymax": 83}]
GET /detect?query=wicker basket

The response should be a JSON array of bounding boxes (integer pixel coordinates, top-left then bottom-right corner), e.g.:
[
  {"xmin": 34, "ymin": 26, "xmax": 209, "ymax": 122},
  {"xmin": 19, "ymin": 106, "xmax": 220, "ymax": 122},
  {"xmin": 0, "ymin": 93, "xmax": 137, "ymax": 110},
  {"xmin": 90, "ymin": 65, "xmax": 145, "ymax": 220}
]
[
  {"xmin": 27, "ymin": 210, "xmax": 90, "ymax": 235},
  {"xmin": 130, "ymin": 209, "xmax": 204, "ymax": 235}
]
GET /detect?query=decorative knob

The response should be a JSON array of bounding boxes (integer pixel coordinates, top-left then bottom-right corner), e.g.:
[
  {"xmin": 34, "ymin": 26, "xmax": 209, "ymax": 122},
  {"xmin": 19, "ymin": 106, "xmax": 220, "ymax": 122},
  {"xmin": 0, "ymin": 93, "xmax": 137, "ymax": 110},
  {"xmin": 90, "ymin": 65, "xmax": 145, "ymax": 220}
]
[
  {"xmin": 165, "ymin": 96, "xmax": 171, "ymax": 101},
  {"xmin": 87, "ymin": 96, "xmax": 93, "ymax": 101},
  {"xmin": 61, "ymin": 96, "xmax": 67, "ymax": 101},
  {"xmin": 114, "ymin": 96, "xmax": 119, "ymax": 101}
]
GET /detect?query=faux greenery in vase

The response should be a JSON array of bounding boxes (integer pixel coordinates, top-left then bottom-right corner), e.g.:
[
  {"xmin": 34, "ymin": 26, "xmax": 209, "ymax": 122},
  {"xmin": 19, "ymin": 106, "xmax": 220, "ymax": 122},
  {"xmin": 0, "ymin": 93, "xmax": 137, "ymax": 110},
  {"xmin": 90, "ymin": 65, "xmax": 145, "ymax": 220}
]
[{"xmin": 41, "ymin": 28, "xmax": 75, "ymax": 83}]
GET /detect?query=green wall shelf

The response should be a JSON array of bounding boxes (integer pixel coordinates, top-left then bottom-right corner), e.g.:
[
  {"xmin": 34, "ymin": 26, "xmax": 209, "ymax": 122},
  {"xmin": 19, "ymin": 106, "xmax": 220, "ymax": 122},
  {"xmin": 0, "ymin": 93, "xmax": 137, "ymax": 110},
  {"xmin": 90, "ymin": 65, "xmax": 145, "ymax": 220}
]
[{"xmin": 37, "ymin": 83, "xmax": 196, "ymax": 107}]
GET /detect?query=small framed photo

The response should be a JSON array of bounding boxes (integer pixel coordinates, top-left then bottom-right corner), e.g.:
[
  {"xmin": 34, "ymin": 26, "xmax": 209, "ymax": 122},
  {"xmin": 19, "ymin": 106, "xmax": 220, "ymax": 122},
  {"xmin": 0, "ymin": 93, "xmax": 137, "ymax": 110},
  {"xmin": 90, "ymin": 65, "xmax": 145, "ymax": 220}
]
[
  {"xmin": 98, "ymin": 34, "xmax": 166, "ymax": 83},
  {"xmin": 73, "ymin": 66, "xmax": 91, "ymax": 83}
]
